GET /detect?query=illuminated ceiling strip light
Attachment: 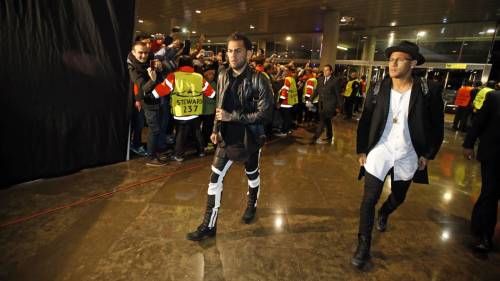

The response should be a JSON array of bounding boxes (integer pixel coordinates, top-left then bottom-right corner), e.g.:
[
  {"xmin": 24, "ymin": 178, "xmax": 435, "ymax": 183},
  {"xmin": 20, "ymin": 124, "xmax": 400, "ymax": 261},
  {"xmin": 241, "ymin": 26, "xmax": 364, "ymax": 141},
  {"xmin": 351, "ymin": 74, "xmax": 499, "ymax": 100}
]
[{"xmin": 337, "ymin": 45, "xmax": 348, "ymax": 50}]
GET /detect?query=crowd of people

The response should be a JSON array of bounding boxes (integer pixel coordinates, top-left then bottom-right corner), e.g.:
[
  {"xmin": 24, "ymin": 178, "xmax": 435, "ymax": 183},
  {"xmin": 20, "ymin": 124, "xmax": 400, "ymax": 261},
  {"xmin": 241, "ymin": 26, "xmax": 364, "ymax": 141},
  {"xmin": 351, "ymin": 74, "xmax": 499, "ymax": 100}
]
[
  {"xmin": 127, "ymin": 30, "xmax": 369, "ymax": 166},
  {"xmin": 126, "ymin": 30, "xmax": 500, "ymax": 269}
]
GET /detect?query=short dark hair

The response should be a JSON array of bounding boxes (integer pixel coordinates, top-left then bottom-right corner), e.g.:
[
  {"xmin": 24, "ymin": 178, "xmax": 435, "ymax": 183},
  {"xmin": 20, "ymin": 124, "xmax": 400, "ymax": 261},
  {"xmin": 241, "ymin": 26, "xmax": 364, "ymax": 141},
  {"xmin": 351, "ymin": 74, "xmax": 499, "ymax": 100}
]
[
  {"xmin": 177, "ymin": 55, "xmax": 193, "ymax": 68},
  {"xmin": 323, "ymin": 64, "xmax": 333, "ymax": 71},
  {"xmin": 227, "ymin": 32, "xmax": 253, "ymax": 51},
  {"xmin": 132, "ymin": 41, "xmax": 147, "ymax": 50}
]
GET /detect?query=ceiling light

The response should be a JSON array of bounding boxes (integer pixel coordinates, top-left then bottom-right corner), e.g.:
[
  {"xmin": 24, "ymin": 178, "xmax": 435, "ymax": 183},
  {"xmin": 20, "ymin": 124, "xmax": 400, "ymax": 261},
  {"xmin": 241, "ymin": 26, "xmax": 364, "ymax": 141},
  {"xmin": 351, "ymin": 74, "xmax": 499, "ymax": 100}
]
[
  {"xmin": 191, "ymin": 30, "xmax": 197, "ymax": 34},
  {"xmin": 362, "ymin": 36, "xmax": 368, "ymax": 39},
  {"xmin": 340, "ymin": 17, "xmax": 347, "ymax": 23},
  {"xmin": 390, "ymin": 21, "xmax": 396, "ymax": 26},
  {"xmin": 195, "ymin": 10, "xmax": 201, "ymax": 14},
  {"xmin": 417, "ymin": 31, "xmax": 426, "ymax": 37},
  {"xmin": 337, "ymin": 45, "xmax": 348, "ymax": 51},
  {"xmin": 182, "ymin": 27, "xmax": 188, "ymax": 33},
  {"xmin": 207, "ymin": 39, "xmax": 211, "ymax": 43},
  {"xmin": 463, "ymin": 42, "xmax": 468, "ymax": 45},
  {"xmin": 486, "ymin": 28, "xmax": 495, "ymax": 34},
  {"xmin": 441, "ymin": 27, "xmax": 446, "ymax": 34},
  {"xmin": 478, "ymin": 31, "xmax": 485, "ymax": 35},
  {"xmin": 250, "ymin": 25, "xmax": 255, "ymax": 29},
  {"xmin": 138, "ymin": 19, "xmax": 144, "ymax": 23},
  {"xmin": 301, "ymin": 45, "xmax": 304, "ymax": 48},
  {"xmin": 442, "ymin": 17, "xmax": 447, "ymax": 23},
  {"xmin": 452, "ymin": 50, "xmax": 457, "ymax": 53},
  {"xmin": 286, "ymin": 36, "xmax": 292, "ymax": 41}
]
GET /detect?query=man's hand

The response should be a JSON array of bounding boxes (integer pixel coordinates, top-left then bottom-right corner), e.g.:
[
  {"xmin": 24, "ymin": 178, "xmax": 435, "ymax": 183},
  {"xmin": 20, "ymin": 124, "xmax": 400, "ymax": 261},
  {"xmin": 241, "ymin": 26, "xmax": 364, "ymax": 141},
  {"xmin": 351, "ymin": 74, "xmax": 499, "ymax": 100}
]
[
  {"xmin": 147, "ymin": 67, "xmax": 157, "ymax": 81},
  {"xmin": 154, "ymin": 60, "xmax": 162, "ymax": 71},
  {"xmin": 134, "ymin": 101, "xmax": 142, "ymax": 112},
  {"xmin": 418, "ymin": 156, "xmax": 428, "ymax": 171},
  {"xmin": 215, "ymin": 108, "xmax": 230, "ymax": 121},
  {"xmin": 358, "ymin": 153, "xmax": 367, "ymax": 166},
  {"xmin": 463, "ymin": 148, "xmax": 474, "ymax": 160},
  {"xmin": 210, "ymin": 133, "xmax": 220, "ymax": 144}
]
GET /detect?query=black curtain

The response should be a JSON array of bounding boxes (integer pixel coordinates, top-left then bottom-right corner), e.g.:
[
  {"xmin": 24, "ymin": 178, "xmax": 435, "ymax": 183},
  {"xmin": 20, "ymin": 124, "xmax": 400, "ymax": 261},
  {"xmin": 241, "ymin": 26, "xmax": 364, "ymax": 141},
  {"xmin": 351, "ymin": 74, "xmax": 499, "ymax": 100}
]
[{"xmin": 0, "ymin": 0, "xmax": 136, "ymax": 187}]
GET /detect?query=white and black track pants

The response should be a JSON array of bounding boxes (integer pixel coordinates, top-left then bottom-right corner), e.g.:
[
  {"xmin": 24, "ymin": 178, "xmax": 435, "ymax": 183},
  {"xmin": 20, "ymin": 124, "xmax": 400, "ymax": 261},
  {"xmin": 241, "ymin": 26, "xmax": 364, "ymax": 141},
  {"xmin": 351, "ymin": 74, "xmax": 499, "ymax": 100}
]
[{"xmin": 204, "ymin": 147, "xmax": 262, "ymax": 228}]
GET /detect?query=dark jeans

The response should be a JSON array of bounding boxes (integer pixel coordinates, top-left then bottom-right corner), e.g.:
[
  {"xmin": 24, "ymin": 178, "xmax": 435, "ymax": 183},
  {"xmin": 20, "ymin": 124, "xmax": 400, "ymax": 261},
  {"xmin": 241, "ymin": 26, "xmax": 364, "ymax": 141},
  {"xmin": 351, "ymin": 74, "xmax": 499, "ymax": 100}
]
[
  {"xmin": 160, "ymin": 96, "xmax": 174, "ymax": 146},
  {"xmin": 313, "ymin": 113, "xmax": 333, "ymax": 140},
  {"xmin": 144, "ymin": 108, "xmax": 163, "ymax": 158},
  {"xmin": 131, "ymin": 106, "xmax": 145, "ymax": 149},
  {"xmin": 358, "ymin": 170, "xmax": 412, "ymax": 236},
  {"xmin": 471, "ymin": 161, "xmax": 500, "ymax": 240},
  {"xmin": 343, "ymin": 95, "xmax": 354, "ymax": 118},
  {"xmin": 201, "ymin": 114, "xmax": 215, "ymax": 146},
  {"xmin": 452, "ymin": 106, "xmax": 469, "ymax": 132},
  {"xmin": 175, "ymin": 117, "xmax": 204, "ymax": 157},
  {"xmin": 280, "ymin": 107, "xmax": 293, "ymax": 133}
]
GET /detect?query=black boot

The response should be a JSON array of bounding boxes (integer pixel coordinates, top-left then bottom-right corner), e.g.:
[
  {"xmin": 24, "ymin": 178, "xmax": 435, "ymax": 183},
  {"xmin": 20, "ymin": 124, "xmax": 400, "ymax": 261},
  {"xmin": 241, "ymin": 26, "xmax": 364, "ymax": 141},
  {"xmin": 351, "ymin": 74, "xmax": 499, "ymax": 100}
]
[
  {"xmin": 376, "ymin": 209, "xmax": 389, "ymax": 232},
  {"xmin": 242, "ymin": 186, "xmax": 259, "ymax": 224},
  {"xmin": 351, "ymin": 234, "xmax": 371, "ymax": 269},
  {"xmin": 187, "ymin": 195, "xmax": 217, "ymax": 241}
]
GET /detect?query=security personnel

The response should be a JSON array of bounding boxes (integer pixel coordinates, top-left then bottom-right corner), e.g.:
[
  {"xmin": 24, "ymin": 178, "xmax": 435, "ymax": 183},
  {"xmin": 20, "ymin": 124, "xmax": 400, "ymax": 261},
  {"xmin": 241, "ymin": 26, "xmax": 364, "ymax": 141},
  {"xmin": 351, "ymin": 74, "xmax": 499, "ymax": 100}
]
[
  {"xmin": 343, "ymin": 71, "xmax": 361, "ymax": 120},
  {"xmin": 277, "ymin": 67, "xmax": 298, "ymax": 135},
  {"xmin": 453, "ymin": 81, "xmax": 473, "ymax": 131},
  {"xmin": 153, "ymin": 56, "xmax": 215, "ymax": 161},
  {"xmin": 473, "ymin": 81, "xmax": 495, "ymax": 112},
  {"xmin": 304, "ymin": 70, "xmax": 318, "ymax": 124}
]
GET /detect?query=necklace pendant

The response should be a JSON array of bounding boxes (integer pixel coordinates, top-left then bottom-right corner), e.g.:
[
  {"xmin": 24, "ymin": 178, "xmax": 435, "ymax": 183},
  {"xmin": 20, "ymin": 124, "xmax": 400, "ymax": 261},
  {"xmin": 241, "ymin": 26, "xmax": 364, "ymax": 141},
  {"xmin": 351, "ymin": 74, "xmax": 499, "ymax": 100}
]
[{"xmin": 393, "ymin": 117, "xmax": 398, "ymax": 123}]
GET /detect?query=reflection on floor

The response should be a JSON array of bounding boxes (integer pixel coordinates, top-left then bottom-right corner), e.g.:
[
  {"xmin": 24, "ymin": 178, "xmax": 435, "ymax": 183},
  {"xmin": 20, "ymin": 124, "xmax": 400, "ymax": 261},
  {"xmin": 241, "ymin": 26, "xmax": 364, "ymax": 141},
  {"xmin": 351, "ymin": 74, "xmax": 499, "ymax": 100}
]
[{"xmin": 1, "ymin": 116, "xmax": 499, "ymax": 281}]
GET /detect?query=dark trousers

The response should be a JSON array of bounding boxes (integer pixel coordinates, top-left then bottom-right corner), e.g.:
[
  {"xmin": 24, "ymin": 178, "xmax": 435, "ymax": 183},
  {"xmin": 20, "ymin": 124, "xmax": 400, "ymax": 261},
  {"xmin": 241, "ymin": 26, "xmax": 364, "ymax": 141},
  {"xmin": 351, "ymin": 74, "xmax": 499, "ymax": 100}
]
[
  {"xmin": 471, "ymin": 161, "xmax": 500, "ymax": 240},
  {"xmin": 354, "ymin": 96, "xmax": 364, "ymax": 112},
  {"xmin": 160, "ymin": 96, "xmax": 174, "ymax": 139},
  {"xmin": 343, "ymin": 96, "xmax": 354, "ymax": 119},
  {"xmin": 358, "ymin": 170, "xmax": 412, "ymax": 236},
  {"xmin": 201, "ymin": 114, "xmax": 215, "ymax": 146},
  {"xmin": 175, "ymin": 118, "xmax": 204, "ymax": 157},
  {"xmin": 204, "ymin": 148, "xmax": 261, "ymax": 228},
  {"xmin": 280, "ymin": 107, "xmax": 293, "ymax": 133},
  {"xmin": 452, "ymin": 106, "xmax": 469, "ymax": 132},
  {"xmin": 313, "ymin": 113, "xmax": 333, "ymax": 140},
  {"xmin": 144, "ymin": 108, "xmax": 163, "ymax": 158},
  {"xmin": 131, "ymin": 106, "xmax": 145, "ymax": 149}
]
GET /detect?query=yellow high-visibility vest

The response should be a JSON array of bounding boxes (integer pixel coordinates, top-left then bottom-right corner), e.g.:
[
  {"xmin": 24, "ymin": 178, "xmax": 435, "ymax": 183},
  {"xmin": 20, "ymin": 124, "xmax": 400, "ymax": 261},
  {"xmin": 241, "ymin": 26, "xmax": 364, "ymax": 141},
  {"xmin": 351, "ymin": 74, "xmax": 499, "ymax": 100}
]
[
  {"xmin": 473, "ymin": 87, "xmax": 493, "ymax": 111},
  {"xmin": 286, "ymin": 76, "xmax": 298, "ymax": 105},
  {"xmin": 171, "ymin": 71, "xmax": 204, "ymax": 117},
  {"xmin": 344, "ymin": 79, "xmax": 360, "ymax": 97}
]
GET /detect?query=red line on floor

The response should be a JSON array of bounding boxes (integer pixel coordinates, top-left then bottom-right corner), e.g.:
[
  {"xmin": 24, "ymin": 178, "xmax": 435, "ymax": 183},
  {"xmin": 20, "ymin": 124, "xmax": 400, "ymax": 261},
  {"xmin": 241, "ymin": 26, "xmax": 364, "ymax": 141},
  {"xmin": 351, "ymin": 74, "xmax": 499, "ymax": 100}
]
[{"xmin": 0, "ymin": 136, "xmax": 290, "ymax": 229}]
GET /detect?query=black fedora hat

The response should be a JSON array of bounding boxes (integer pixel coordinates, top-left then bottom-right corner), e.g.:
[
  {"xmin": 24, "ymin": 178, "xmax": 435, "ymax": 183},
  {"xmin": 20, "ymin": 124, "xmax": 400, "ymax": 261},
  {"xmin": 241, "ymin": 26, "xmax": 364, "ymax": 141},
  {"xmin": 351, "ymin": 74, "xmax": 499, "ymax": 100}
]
[{"xmin": 385, "ymin": 40, "xmax": 425, "ymax": 65}]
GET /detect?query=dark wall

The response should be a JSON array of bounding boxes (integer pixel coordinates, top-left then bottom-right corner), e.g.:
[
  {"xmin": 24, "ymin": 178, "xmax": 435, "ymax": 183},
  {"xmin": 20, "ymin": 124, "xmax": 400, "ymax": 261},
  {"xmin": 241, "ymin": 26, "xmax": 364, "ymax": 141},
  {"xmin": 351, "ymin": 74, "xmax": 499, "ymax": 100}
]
[{"xmin": 0, "ymin": 0, "xmax": 135, "ymax": 187}]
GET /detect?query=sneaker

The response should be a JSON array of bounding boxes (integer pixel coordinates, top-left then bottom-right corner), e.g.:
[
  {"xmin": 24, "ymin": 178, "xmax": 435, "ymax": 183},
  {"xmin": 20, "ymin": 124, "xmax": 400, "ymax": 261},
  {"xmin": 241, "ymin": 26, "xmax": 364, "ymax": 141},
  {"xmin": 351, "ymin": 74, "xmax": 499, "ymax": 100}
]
[
  {"xmin": 146, "ymin": 158, "xmax": 167, "ymax": 167},
  {"xmin": 131, "ymin": 146, "xmax": 147, "ymax": 157},
  {"xmin": 273, "ymin": 132, "xmax": 288, "ymax": 137},
  {"xmin": 171, "ymin": 155, "xmax": 185, "ymax": 162}
]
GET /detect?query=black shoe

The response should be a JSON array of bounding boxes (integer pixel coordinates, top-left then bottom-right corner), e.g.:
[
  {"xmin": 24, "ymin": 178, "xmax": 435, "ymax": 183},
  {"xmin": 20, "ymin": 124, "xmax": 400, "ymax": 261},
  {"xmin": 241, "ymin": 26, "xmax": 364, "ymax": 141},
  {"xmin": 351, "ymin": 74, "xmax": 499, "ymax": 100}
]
[
  {"xmin": 474, "ymin": 236, "xmax": 493, "ymax": 253},
  {"xmin": 242, "ymin": 206, "xmax": 257, "ymax": 224},
  {"xmin": 351, "ymin": 234, "xmax": 371, "ymax": 269},
  {"xmin": 376, "ymin": 210, "xmax": 388, "ymax": 232},
  {"xmin": 186, "ymin": 225, "xmax": 217, "ymax": 241}
]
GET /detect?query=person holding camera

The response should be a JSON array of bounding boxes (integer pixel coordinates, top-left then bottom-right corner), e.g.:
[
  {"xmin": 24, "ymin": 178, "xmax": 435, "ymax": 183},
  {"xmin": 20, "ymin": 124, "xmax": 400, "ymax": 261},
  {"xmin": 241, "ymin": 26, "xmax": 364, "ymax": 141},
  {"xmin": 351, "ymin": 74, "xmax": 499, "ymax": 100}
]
[{"xmin": 127, "ymin": 41, "xmax": 167, "ymax": 166}]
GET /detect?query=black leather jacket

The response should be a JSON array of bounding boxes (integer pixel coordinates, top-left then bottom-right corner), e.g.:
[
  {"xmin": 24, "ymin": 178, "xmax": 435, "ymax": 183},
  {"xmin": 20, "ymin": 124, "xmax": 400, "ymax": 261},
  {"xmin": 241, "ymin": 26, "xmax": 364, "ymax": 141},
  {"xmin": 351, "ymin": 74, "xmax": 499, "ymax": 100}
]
[{"xmin": 214, "ymin": 65, "xmax": 274, "ymax": 150}]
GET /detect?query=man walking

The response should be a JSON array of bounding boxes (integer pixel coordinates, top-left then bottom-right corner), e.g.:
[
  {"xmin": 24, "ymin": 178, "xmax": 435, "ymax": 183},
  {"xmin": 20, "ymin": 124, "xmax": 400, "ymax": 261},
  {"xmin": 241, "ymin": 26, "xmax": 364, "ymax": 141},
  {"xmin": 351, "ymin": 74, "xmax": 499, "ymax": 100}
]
[
  {"xmin": 352, "ymin": 41, "xmax": 444, "ymax": 268},
  {"xmin": 309, "ymin": 65, "xmax": 339, "ymax": 144},
  {"xmin": 186, "ymin": 32, "xmax": 274, "ymax": 241},
  {"xmin": 463, "ymin": 90, "xmax": 500, "ymax": 253}
]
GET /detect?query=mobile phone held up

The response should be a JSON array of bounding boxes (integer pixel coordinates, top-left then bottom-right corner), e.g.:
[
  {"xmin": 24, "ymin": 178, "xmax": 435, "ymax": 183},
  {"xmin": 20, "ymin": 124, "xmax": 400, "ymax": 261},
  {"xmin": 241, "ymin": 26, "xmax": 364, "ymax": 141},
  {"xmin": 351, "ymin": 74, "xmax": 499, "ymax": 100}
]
[{"xmin": 150, "ymin": 60, "xmax": 156, "ymax": 71}]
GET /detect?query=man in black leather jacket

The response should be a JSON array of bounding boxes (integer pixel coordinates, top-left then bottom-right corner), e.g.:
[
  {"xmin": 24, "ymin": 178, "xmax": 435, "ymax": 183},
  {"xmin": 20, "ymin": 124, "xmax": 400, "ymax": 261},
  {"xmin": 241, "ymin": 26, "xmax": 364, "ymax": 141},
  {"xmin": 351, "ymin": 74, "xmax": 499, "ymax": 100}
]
[{"xmin": 187, "ymin": 32, "xmax": 274, "ymax": 241}]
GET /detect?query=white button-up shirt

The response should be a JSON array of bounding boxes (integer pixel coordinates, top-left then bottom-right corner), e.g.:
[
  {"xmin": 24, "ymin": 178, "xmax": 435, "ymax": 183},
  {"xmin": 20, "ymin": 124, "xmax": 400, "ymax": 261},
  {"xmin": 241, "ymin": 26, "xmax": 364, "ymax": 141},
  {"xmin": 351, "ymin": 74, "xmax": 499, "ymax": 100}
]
[{"xmin": 364, "ymin": 88, "xmax": 418, "ymax": 181}]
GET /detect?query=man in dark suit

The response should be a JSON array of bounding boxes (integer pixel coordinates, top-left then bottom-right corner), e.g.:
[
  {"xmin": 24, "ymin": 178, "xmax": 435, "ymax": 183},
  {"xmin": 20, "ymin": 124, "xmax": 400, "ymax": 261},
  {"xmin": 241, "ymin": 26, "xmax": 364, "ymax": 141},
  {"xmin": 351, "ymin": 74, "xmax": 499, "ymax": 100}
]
[
  {"xmin": 352, "ymin": 41, "xmax": 444, "ymax": 269},
  {"xmin": 309, "ymin": 64, "xmax": 340, "ymax": 144},
  {"xmin": 463, "ymin": 90, "xmax": 500, "ymax": 253}
]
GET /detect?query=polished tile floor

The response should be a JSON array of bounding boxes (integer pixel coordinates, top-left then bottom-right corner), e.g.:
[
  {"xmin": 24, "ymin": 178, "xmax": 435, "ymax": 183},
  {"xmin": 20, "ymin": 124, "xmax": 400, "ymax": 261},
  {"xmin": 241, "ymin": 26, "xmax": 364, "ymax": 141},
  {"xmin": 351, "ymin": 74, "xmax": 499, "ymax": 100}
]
[{"xmin": 1, "ymin": 117, "xmax": 499, "ymax": 281}]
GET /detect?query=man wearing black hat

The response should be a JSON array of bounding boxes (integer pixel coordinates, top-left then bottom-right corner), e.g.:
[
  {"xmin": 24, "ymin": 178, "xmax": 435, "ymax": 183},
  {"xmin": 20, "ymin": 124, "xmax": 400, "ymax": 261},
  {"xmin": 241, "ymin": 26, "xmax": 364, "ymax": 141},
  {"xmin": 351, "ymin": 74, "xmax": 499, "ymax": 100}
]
[{"xmin": 351, "ymin": 41, "xmax": 444, "ymax": 268}]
